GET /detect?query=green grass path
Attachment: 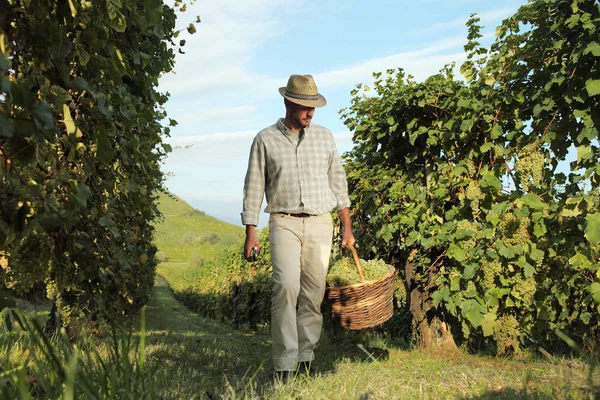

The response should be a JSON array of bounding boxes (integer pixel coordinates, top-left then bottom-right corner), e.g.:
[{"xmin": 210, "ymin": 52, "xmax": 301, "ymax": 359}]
[
  {"xmin": 143, "ymin": 275, "xmax": 272, "ymax": 398},
  {"xmin": 144, "ymin": 276, "xmax": 598, "ymax": 399}
]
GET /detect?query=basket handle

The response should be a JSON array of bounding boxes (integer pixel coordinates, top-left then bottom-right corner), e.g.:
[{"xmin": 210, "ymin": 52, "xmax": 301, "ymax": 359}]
[{"xmin": 346, "ymin": 242, "xmax": 366, "ymax": 282}]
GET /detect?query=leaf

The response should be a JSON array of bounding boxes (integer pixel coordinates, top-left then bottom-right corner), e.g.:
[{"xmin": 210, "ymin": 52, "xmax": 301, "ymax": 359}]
[
  {"xmin": 481, "ymin": 312, "xmax": 498, "ymax": 336},
  {"xmin": 97, "ymin": 132, "xmax": 116, "ymax": 163},
  {"xmin": 463, "ymin": 263, "xmax": 477, "ymax": 280},
  {"xmin": 61, "ymin": 104, "xmax": 82, "ymax": 137},
  {"xmin": 569, "ymin": 253, "xmax": 592, "ymax": 269},
  {"xmin": 99, "ymin": 216, "xmax": 113, "ymax": 227},
  {"xmin": 584, "ymin": 213, "xmax": 600, "ymax": 246},
  {"xmin": 498, "ymin": 242, "xmax": 516, "ymax": 259},
  {"xmin": 491, "ymin": 124, "xmax": 503, "ymax": 139},
  {"xmin": 466, "ymin": 307, "xmax": 484, "ymax": 328},
  {"xmin": 450, "ymin": 275, "xmax": 461, "ymax": 292},
  {"xmin": 585, "ymin": 79, "xmax": 600, "ymax": 97},
  {"xmin": 486, "ymin": 211, "xmax": 500, "ymax": 226},
  {"xmin": 460, "ymin": 119, "xmax": 472, "ymax": 132},
  {"xmin": 67, "ymin": 0, "xmax": 77, "ymax": 17},
  {"xmin": 480, "ymin": 171, "xmax": 502, "ymax": 193},
  {"xmin": 432, "ymin": 290, "xmax": 443, "ymax": 307},
  {"xmin": 590, "ymin": 283, "xmax": 600, "ymax": 304},
  {"xmin": 448, "ymin": 244, "xmax": 466, "ymax": 262},
  {"xmin": 576, "ymin": 145, "xmax": 593, "ymax": 162},
  {"xmin": 533, "ymin": 222, "xmax": 547, "ymax": 238},
  {"xmin": 524, "ymin": 263, "xmax": 535, "ymax": 278},
  {"xmin": 76, "ymin": 183, "xmax": 91, "ymax": 207},
  {"xmin": 0, "ymin": 52, "xmax": 8, "ymax": 71},
  {"xmin": 518, "ymin": 193, "xmax": 545, "ymax": 210},
  {"xmin": 32, "ymin": 101, "xmax": 54, "ymax": 129},
  {"xmin": 480, "ymin": 142, "xmax": 493, "ymax": 152},
  {"xmin": 584, "ymin": 41, "xmax": 600, "ymax": 56},
  {"xmin": 0, "ymin": 113, "xmax": 13, "ymax": 138}
]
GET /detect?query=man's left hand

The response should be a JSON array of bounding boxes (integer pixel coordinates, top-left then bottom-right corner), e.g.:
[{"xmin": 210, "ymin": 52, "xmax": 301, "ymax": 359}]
[{"xmin": 341, "ymin": 227, "xmax": 356, "ymax": 249}]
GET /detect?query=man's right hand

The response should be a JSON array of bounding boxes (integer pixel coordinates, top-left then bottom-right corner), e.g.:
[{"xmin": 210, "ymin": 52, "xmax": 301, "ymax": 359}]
[{"xmin": 244, "ymin": 225, "xmax": 260, "ymax": 262}]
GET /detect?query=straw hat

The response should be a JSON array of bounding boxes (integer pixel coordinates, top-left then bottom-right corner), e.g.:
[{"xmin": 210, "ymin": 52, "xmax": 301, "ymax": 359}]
[{"xmin": 279, "ymin": 74, "xmax": 326, "ymax": 108}]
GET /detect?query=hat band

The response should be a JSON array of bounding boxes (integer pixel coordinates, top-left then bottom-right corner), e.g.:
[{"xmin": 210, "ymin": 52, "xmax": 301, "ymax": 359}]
[{"xmin": 284, "ymin": 91, "xmax": 320, "ymax": 101}]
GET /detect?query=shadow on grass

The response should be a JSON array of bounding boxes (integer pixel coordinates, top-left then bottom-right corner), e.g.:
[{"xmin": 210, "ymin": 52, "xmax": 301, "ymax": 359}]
[
  {"xmin": 143, "ymin": 276, "xmax": 404, "ymax": 397},
  {"xmin": 142, "ymin": 277, "xmax": 274, "ymax": 397},
  {"xmin": 463, "ymin": 385, "xmax": 600, "ymax": 399}
]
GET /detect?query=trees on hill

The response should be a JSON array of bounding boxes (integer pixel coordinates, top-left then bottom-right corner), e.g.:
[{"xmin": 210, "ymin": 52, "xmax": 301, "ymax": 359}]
[
  {"xmin": 342, "ymin": 0, "xmax": 599, "ymax": 353},
  {"xmin": 0, "ymin": 0, "xmax": 188, "ymax": 327}
]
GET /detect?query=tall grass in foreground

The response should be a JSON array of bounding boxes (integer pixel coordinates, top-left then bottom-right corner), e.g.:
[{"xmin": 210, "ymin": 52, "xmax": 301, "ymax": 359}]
[{"xmin": 0, "ymin": 308, "xmax": 156, "ymax": 399}]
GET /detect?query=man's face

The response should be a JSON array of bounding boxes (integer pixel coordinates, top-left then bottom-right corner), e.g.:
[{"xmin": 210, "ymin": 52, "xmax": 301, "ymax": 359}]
[{"xmin": 288, "ymin": 102, "xmax": 315, "ymax": 129}]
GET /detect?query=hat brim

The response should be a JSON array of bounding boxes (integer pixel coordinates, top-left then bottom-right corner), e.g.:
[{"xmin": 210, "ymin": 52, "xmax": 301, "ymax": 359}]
[{"xmin": 279, "ymin": 87, "xmax": 327, "ymax": 108}]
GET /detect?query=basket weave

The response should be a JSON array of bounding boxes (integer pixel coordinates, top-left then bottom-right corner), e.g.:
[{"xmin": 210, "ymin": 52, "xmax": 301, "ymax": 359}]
[{"xmin": 325, "ymin": 243, "xmax": 396, "ymax": 330}]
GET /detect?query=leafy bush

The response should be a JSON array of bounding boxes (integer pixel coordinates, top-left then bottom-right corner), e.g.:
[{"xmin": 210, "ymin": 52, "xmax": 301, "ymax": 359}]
[
  {"xmin": 0, "ymin": 0, "xmax": 191, "ymax": 328},
  {"xmin": 341, "ymin": 0, "xmax": 600, "ymax": 354},
  {"xmin": 164, "ymin": 229, "xmax": 273, "ymax": 329}
]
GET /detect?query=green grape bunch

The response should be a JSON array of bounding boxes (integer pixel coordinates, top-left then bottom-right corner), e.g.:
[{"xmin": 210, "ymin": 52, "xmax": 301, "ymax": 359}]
[
  {"xmin": 498, "ymin": 214, "xmax": 530, "ymax": 246},
  {"xmin": 327, "ymin": 257, "xmax": 390, "ymax": 287},
  {"xmin": 514, "ymin": 143, "xmax": 545, "ymax": 192}
]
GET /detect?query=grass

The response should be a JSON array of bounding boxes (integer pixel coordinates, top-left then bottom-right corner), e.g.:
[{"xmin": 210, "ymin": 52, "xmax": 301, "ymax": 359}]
[
  {"xmin": 155, "ymin": 261, "xmax": 204, "ymax": 292},
  {"xmin": 1, "ymin": 272, "xmax": 597, "ymax": 399},
  {"xmin": 153, "ymin": 192, "xmax": 243, "ymax": 263},
  {"xmin": 144, "ymin": 275, "xmax": 599, "ymax": 399}
]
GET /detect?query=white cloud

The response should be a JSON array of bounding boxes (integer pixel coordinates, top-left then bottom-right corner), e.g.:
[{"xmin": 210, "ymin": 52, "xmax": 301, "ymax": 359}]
[
  {"xmin": 412, "ymin": 7, "xmax": 518, "ymax": 35},
  {"xmin": 316, "ymin": 39, "xmax": 467, "ymax": 88},
  {"xmin": 160, "ymin": 0, "xmax": 323, "ymax": 97}
]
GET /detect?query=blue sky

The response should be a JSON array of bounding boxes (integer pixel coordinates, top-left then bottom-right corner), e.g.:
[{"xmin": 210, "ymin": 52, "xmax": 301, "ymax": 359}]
[{"xmin": 159, "ymin": 0, "xmax": 526, "ymax": 228}]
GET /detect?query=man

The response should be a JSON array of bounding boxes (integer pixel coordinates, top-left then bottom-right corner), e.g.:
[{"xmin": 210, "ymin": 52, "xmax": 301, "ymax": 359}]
[{"xmin": 241, "ymin": 74, "xmax": 355, "ymax": 379}]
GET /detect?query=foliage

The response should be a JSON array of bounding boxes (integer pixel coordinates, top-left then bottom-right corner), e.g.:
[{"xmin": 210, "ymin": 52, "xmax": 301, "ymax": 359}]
[
  {"xmin": 326, "ymin": 257, "xmax": 390, "ymax": 286},
  {"xmin": 341, "ymin": 0, "xmax": 600, "ymax": 354},
  {"xmin": 160, "ymin": 229, "xmax": 273, "ymax": 329},
  {"xmin": 0, "ymin": 0, "xmax": 194, "ymax": 326},
  {"xmin": 0, "ymin": 308, "xmax": 156, "ymax": 399}
]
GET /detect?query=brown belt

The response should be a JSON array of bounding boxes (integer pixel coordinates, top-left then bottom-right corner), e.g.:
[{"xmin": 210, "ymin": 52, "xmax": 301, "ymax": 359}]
[{"xmin": 278, "ymin": 212, "xmax": 313, "ymax": 218}]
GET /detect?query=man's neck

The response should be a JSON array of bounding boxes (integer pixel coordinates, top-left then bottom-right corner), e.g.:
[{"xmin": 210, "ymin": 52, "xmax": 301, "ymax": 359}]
[{"xmin": 282, "ymin": 117, "xmax": 303, "ymax": 133}]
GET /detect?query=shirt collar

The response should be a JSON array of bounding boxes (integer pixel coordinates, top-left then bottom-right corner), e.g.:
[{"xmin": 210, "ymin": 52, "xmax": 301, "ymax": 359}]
[{"xmin": 276, "ymin": 118, "xmax": 309, "ymax": 136}]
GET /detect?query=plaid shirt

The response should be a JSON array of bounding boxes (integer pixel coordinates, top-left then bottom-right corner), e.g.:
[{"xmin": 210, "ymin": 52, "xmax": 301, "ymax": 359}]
[{"xmin": 241, "ymin": 118, "xmax": 351, "ymax": 226}]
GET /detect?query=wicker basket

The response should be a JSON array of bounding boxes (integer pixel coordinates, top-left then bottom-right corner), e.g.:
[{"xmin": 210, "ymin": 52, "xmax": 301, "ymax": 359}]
[{"xmin": 325, "ymin": 242, "xmax": 396, "ymax": 330}]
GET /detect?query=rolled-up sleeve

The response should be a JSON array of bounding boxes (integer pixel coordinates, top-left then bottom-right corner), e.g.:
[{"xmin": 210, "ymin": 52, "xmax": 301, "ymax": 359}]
[
  {"xmin": 241, "ymin": 135, "xmax": 266, "ymax": 226},
  {"xmin": 328, "ymin": 139, "xmax": 351, "ymax": 210}
]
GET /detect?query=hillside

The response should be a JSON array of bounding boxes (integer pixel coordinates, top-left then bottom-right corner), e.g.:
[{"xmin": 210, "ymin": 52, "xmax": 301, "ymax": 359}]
[{"xmin": 153, "ymin": 191, "xmax": 244, "ymax": 263}]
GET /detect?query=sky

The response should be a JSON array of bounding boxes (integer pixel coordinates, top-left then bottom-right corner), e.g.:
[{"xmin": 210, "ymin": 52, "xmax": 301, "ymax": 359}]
[{"xmin": 158, "ymin": 0, "xmax": 527, "ymax": 228}]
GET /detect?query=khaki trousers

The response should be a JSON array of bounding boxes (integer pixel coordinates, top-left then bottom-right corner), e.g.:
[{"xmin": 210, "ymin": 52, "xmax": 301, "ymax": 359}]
[{"xmin": 268, "ymin": 212, "xmax": 333, "ymax": 371}]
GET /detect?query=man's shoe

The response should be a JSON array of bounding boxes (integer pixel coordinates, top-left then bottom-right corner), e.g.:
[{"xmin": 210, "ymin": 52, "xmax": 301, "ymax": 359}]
[
  {"xmin": 296, "ymin": 361, "xmax": 314, "ymax": 376},
  {"xmin": 273, "ymin": 370, "xmax": 293, "ymax": 384}
]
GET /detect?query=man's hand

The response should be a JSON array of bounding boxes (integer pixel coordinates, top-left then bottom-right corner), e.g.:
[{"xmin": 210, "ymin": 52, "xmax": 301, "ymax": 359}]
[
  {"xmin": 341, "ymin": 227, "xmax": 356, "ymax": 249},
  {"xmin": 337, "ymin": 207, "xmax": 356, "ymax": 248},
  {"xmin": 244, "ymin": 225, "xmax": 260, "ymax": 262}
]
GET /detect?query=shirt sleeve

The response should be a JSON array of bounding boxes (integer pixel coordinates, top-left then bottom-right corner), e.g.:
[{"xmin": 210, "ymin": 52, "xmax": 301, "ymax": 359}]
[
  {"xmin": 241, "ymin": 135, "xmax": 266, "ymax": 226},
  {"xmin": 327, "ymin": 134, "xmax": 351, "ymax": 210}
]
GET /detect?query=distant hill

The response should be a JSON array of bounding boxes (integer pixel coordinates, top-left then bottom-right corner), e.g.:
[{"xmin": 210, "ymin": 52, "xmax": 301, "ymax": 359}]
[{"xmin": 153, "ymin": 192, "xmax": 244, "ymax": 263}]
